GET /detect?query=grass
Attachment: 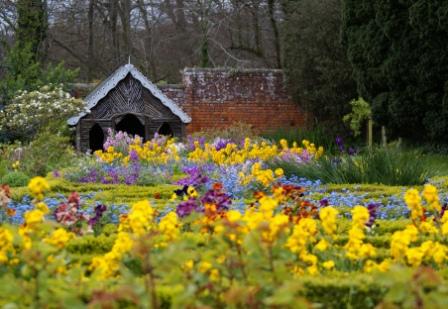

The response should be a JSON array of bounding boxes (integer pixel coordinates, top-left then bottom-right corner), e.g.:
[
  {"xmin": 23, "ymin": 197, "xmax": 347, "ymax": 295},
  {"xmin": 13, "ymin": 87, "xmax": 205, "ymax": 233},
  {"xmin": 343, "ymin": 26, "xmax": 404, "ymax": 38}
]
[{"xmin": 271, "ymin": 147, "xmax": 437, "ymax": 186}]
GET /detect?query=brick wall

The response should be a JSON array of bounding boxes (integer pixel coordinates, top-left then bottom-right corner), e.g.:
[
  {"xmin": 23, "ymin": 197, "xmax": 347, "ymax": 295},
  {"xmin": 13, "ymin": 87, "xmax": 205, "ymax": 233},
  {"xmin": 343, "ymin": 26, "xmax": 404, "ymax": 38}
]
[
  {"xmin": 158, "ymin": 84, "xmax": 185, "ymax": 107},
  {"xmin": 161, "ymin": 68, "xmax": 307, "ymax": 133}
]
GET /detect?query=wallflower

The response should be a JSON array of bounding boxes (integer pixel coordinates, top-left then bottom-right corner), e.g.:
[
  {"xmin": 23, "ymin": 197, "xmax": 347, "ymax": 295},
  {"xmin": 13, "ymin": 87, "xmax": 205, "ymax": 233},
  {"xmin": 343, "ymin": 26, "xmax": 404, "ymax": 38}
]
[
  {"xmin": 390, "ymin": 225, "xmax": 418, "ymax": 260},
  {"xmin": 419, "ymin": 221, "xmax": 438, "ymax": 235},
  {"xmin": 315, "ymin": 239, "xmax": 329, "ymax": 251},
  {"xmin": 322, "ymin": 260, "xmax": 335, "ymax": 270},
  {"xmin": 406, "ymin": 247, "xmax": 424, "ymax": 267},
  {"xmin": 35, "ymin": 202, "xmax": 49, "ymax": 214},
  {"xmin": 352, "ymin": 206, "xmax": 369, "ymax": 228},
  {"xmin": 28, "ymin": 177, "xmax": 50, "ymax": 200},
  {"xmin": 44, "ymin": 228, "xmax": 74, "ymax": 248},
  {"xmin": 422, "ymin": 184, "xmax": 441, "ymax": 212},
  {"xmin": 0, "ymin": 227, "xmax": 14, "ymax": 264},
  {"xmin": 319, "ymin": 207, "xmax": 338, "ymax": 236},
  {"xmin": 158, "ymin": 212, "xmax": 180, "ymax": 244},
  {"xmin": 404, "ymin": 189, "xmax": 423, "ymax": 221},
  {"xmin": 24, "ymin": 209, "xmax": 45, "ymax": 227},
  {"xmin": 125, "ymin": 200, "xmax": 155, "ymax": 236}
]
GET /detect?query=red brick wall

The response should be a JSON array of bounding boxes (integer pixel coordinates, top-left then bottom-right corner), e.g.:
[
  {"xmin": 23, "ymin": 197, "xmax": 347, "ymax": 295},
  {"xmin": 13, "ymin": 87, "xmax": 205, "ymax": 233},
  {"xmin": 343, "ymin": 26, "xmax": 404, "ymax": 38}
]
[{"xmin": 161, "ymin": 68, "xmax": 307, "ymax": 134}]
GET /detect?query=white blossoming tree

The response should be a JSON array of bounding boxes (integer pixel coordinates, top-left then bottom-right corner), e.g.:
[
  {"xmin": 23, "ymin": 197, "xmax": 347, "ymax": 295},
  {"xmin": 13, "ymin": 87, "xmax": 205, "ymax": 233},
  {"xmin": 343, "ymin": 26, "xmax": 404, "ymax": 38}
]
[{"xmin": 0, "ymin": 85, "xmax": 88, "ymax": 140}]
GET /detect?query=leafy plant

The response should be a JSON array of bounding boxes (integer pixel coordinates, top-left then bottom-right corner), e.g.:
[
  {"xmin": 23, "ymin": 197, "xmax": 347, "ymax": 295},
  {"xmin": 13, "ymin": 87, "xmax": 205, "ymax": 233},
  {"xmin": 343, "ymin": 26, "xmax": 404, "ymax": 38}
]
[
  {"xmin": 0, "ymin": 171, "xmax": 30, "ymax": 187},
  {"xmin": 19, "ymin": 129, "xmax": 77, "ymax": 176},
  {"xmin": 343, "ymin": 97, "xmax": 372, "ymax": 137},
  {"xmin": 272, "ymin": 146, "xmax": 432, "ymax": 185}
]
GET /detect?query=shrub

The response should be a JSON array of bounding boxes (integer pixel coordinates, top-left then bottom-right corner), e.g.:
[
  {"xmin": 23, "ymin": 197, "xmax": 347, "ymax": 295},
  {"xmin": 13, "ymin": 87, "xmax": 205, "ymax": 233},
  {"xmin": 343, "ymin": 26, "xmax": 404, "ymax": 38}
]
[
  {"xmin": 20, "ymin": 130, "xmax": 76, "ymax": 176},
  {"xmin": 0, "ymin": 84, "xmax": 86, "ymax": 141},
  {"xmin": 272, "ymin": 147, "xmax": 432, "ymax": 185},
  {"xmin": 0, "ymin": 171, "xmax": 30, "ymax": 187}
]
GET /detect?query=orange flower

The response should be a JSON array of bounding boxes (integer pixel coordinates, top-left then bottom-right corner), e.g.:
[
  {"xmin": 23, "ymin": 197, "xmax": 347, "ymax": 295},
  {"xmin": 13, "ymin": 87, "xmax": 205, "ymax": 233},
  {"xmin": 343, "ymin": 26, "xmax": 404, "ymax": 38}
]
[{"xmin": 213, "ymin": 183, "xmax": 223, "ymax": 191}]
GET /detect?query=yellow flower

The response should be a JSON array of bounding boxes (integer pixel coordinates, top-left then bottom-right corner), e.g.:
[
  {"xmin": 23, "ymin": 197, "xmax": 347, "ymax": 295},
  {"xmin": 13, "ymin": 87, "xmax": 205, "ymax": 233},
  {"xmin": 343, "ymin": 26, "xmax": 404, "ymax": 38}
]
[
  {"xmin": 24, "ymin": 209, "xmax": 45, "ymax": 226},
  {"xmin": 322, "ymin": 260, "xmax": 335, "ymax": 270},
  {"xmin": 210, "ymin": 269, "xmax": 220, "ymax": 282},
  {"xmin": 199, "ymin": 261, "xmax": 212, "ymax": 273},
  {"xmin": 352, "ymin": 206, "xmax": 369, "ymax": 228},
  {"xmin": 158, "ymin": 212, "xmax": 180, "ymax": 243},
  {"xmin": 187, "ymin": 186, "xmax": 198, "ymax": 198},
  {"xmin": 0, "ymin": 227, "xmax": 14, "ymax": 264},
  {"xmin": 44, "ymin": 228, "xmax": 74, "ymax": 248},
  {"xmin": 28, "ymin": 176, "xmax": 50, "ymax": 200},
  {"xmin": 36, "ymin": 202, "xmax": 49, "ymax": 214},
  {"xmin": 227, "ymin": 210, "xmax": 242, "ymax": 223},
  {"xmin": 274, "ymin": 168, "xmax": 284, "ymax": 177},
  {"xmin": 315, "ymin": 239, "xmax": 329, "ymax": 251},
  {"xmin": 419, "ymin": 221, "xmax": 438, "ymax": 235},
  {"xmin": 404, "ymin": 189, "xmax": 423, "ymax": 220},
  {"xmin": 184, "ymin": 260, "xmax": 194, "ymax": 271},
  {"xmin": 319, "ymin": 207, "xmax": 338, "ymax": 236},
  {"xmin": 406, "ymin": 247, "xmax": 424, "ymax": 267},
  {"xmin": 125, "ymin": 200, "xmax": 155, "ymax": 236}
]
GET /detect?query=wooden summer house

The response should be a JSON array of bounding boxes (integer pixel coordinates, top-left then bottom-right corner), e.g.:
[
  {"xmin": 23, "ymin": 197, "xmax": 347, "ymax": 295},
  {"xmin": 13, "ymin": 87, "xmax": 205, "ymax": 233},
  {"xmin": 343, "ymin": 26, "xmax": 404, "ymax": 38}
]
[{"xmin": 68, "ymin": 63, "xmax": 191, "ymax": 152}]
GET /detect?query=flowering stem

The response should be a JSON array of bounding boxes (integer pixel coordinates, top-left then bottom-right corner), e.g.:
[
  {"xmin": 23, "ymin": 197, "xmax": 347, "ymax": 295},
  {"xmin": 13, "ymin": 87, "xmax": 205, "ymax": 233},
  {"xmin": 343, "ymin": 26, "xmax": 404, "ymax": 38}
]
[{"xmin": 235, "ymin": 243, "xmax": 248, "ymax": 283}]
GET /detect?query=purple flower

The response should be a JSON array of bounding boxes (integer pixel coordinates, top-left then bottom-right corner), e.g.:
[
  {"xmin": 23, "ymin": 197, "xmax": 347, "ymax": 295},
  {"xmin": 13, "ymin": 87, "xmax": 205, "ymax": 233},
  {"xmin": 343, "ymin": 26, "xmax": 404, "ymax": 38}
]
[
  {"xmin": 213, "ymin": 138, "xmax": 232, "ymax": 151},
  {"xmin": 88, "ymin": 204, "xmax": 107, "ymax": 226},
  {"xmin": 319, "ymin": 199, "xmax": 329, "ymax": 207},
  {"xmin": 129, "ymin": 150, "xmax": 139, "ymax": 162},
  {"xmin": 335, "ymin": 136, "xmax": 345, "ymax": 153},
  {"xmin": 366, "ymin": 203, "xmax": 380, "ymax": 227},
  {"xmin": 176, "ymin": 166, "xmax": 209, "ymax": 188},
  {"xmin": 176, "ymin": 198, "xmax": 201, "ymax": 217},
  {"xmin": 200, "ymin": 184, "xmax": 232, "ymax": 211}
]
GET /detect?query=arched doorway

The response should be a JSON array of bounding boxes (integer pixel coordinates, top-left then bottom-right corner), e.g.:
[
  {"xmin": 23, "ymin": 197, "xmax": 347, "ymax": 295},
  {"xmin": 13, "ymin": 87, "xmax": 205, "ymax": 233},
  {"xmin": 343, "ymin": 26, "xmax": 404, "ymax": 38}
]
[
  {"xmin": 89, "ymin": 123, "xmax": 105, "ymax": 152},
  {"xmin": 115, "ymin": 114, "xmax": 145, "ymax": 138},
  {"xmin": 158, "ymin": 122, "xmax": 173, "ymax": 136}
]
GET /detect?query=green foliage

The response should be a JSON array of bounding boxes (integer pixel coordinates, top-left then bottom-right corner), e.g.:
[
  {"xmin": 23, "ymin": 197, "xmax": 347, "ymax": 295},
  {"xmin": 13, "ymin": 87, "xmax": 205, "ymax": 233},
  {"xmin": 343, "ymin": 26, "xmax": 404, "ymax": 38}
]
[
  {"xmin": 272, "ymin": 147, "xmax": 432, "ymax": 185},
  {"xmin": 299, "ymin": 275, "xmax": 385, "ymax": 308},
  {"xmin": 0, "ymin": 171, "xmax": 30, "ymax": 187},
  {"xmin": 0, "ymin": 43, "xmax": 78, "ymax": 109},
  {"xmin": 282, "ymin": 0, "xmax": 357, "ymax": 129},
  {"xmin": 342, "ymin": 0, "xmax": 448, "ymax": 142},
  {"xmin": 19, "ymin": 130, "xmax": 76, "ymax": 177},
  {"xmin": 343, "ymin": 97, "xmax": 372, "ymax": 137},
  {"xmin": 16, "ymin": 0, "xmax": 47, "ymax": 58},
  {"xmin": 66, "ymin": 234, "xmax": 116, "ymax": 255}
]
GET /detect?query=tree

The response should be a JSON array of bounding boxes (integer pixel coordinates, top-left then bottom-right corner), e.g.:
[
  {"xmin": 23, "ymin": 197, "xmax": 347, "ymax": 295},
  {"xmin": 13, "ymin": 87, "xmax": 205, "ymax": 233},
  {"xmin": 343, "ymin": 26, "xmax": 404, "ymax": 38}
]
[
  {"xmin": 342, "ymin": 0, "xmax": 448, "ymax": 142},
  {"xmin": 16, "ymin": 0, "xmax": 47, "ymax": 60},
  {"xmin": 282, "ymin": 0, "xmax": 357, "ymax": 129},
  {"xmin": 0, "ymin": 43, "xmax": 78, "ymax": 107}
]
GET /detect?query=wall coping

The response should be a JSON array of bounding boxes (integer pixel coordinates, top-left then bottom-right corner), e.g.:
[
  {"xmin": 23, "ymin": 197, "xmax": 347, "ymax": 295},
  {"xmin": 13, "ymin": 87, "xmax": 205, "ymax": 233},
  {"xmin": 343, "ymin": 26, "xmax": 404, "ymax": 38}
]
[{"xmin": 182, "ymin": 67, "xmax": 284, "ymax": 74}]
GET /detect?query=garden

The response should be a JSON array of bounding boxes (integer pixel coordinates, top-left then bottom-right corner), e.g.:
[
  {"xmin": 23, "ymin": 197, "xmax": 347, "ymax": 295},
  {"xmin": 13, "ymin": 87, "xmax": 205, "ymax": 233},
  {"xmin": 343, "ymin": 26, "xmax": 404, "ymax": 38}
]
[
  {"xmin": 1, "ymin": 107, "xmax": 448, "ymax": 307},
  {"xmin": 3, "ymin": 0, "xmax": 448, "ymax": 308}
]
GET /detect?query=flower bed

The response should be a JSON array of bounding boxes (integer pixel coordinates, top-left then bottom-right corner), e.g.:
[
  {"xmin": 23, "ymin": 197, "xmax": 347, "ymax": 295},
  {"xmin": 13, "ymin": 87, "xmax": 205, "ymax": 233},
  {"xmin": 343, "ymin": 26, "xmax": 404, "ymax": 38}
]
[{"xmin": 1, "ymin": 170, "xmax": 448, "ymax": 307}]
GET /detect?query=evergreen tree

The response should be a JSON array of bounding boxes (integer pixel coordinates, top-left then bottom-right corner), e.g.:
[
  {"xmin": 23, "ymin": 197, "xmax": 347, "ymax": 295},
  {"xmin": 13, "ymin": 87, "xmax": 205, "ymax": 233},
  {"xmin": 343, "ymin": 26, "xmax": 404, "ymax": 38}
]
[
  {"xmin": 342, "ymin": 0, "xmax": 448, "ymax": 142},
  {"xmin": 16, "ymin": 0, "xmax": 47, "ymax": 60},
  {"xmin": 282, "ymin": 0, "xmax": 357, "ymax": 129}
]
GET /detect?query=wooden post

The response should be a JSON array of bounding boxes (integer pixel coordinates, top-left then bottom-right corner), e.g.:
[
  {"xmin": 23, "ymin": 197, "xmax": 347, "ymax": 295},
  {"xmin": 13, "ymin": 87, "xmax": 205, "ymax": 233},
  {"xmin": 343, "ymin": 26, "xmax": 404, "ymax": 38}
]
[
  {"xmin": 381, "ymin": 126, "xmax": 387, "ymax": 146},
  {"xmin": 367, "ymin": 118, "xmax": 373, "ymax": 148}
]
